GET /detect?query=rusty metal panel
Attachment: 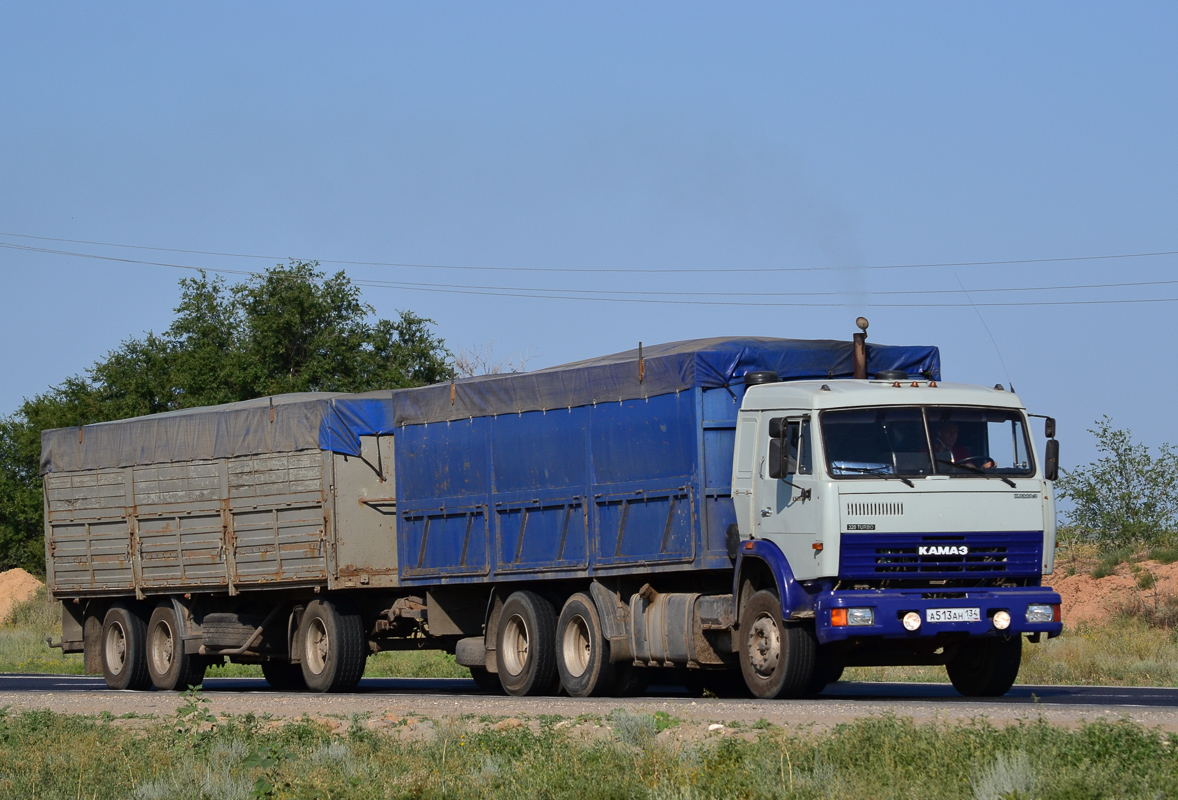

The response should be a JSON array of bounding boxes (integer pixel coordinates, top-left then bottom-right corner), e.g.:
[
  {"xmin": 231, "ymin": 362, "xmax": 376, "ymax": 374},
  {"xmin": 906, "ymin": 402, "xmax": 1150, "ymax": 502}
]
[
  {"xmin": 228, "ymin": 452, "xmax": 323, "ymax": 499},
  {"xmin": 231, "ymin": 505, "xmax": 327, "ymax": 583},
  {"xmin": 137, "ymin": 513, "xmax": 227, "ymax": 586},
  {"xmin": 48, "ymin": 518, "xmax": 134, "ymax": 591},
  {"xmin": 46, "ymin": 469, "xmax": 126, "ymax": 518},
  {"xmin": 332, "ymin": 435, "xmax": 398, "ymax": 588}
]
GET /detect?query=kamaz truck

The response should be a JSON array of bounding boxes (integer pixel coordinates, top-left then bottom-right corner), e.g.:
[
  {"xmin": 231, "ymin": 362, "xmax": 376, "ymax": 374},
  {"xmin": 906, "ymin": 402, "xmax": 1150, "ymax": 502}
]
[{"xmin": 42, "ymin": 321, "xmax": 1062, "ymax": 698}]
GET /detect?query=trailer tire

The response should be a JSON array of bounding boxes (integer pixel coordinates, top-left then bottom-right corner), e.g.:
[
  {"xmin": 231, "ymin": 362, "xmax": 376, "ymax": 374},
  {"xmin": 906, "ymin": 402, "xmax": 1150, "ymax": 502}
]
[
  {"xmin": 102, "ymin": 603, "xmax": 151, "ymax": 691},
  {"xmin": 738, "ymin": 590, "xmax": 816, "ymax": 699},
  {"xmin": 495, "ymin": 591, "xmax": 558, "ymax": 697},
  {"xmin": 146, "ymin": 604, "xmax": 206, "ymax": 691},
  {"xmin": 556, "ymin": 593, "xmax": 615, "ymax": 697},
  {"xmin": 299, "ymin": 598, "xmax": 367, "ymax": 693},
  {"xmin": 946, "ymin": 635, "xmax": 1022, "ymax": 697},
  {"xmin": 201, "ymin": 613, "xmax": 264, "ymax": 649},
  {"xmin": 262, "ymin": 661, "xmax": 307, "ymax": 691},
  {"xmin": 469, "ymin": 667, "xmax": 505, "ymax": 694}
]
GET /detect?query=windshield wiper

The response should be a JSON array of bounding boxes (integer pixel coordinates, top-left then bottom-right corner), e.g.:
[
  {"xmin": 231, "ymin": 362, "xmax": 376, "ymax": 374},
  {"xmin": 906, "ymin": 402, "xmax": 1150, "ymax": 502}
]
[
  {"xmin": 935, "ymin": 459, "xmax": 1016, "ymax": 488},
  {"xmin": 835, "ymin": 465, "xmax": 915, "ymax": 488}
]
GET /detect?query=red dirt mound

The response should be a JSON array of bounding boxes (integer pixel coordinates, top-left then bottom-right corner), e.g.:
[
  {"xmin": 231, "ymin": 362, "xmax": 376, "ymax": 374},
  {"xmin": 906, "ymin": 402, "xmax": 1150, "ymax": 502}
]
[
  {"xmin": 1045, "ymin": 560, "xmax": 1178, "ymax": 627},
  {"xmin": 0, "ymin": 568, "xmax": 44, "ymax": 624}
]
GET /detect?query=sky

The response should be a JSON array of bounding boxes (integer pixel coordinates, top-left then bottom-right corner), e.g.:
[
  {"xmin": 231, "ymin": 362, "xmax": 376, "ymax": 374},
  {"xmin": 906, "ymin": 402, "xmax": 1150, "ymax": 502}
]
[{"xmin": 2, "ymin": 3, "xmax": 1176, "ymax": 470}]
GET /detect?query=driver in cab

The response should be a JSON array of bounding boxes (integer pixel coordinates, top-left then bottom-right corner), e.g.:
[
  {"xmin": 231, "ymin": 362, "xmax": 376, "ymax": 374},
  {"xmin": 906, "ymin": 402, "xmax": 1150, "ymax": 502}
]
[{"xmin": 933, "ymin": 422, "xmax": 994, "ymax": 469}]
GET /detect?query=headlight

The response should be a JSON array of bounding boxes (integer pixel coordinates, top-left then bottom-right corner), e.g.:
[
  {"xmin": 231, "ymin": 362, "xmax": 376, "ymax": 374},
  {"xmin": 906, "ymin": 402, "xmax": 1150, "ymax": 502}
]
[
  {"xmin": 1026, "ymin": 604, "xmax": 1057, "ymax": 623},
  {"xmin": 847, "ymin": 608, "xmax": 874, "ymax": 627},
  {"xmin": 993, "ymin": 610, "xmax": 1011, "ymax": 630},
  {"xmin": 902, "ymin": 611, "xmax": 921, "ymax": 631}
]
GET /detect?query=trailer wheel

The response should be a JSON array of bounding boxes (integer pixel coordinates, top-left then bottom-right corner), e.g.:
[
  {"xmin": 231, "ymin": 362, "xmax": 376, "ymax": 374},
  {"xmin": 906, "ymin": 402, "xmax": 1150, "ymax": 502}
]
[
  {"xmin": 146, "ymin": 603, "xmax": 206, "ymax": 691},
  {"xmin": 299, "ymin": 598, "xmax": 367, "ymax": 693},
  {"xmin": 101, "ymin": 603, "xmax": 151, "ymax": 690},
  {"xmin": 495, "ymin": 591, "xmax": 558, "ymax": 696},
  {"xmin": 946, "ymin": 635, "xmax": 1022, "ymax": 697},
  {"xmin": 261, "ymin": 661, "xmax": 307, "ymax": 691},
  {"xmin": 738, "ymin": 590, "xmax": 816, "ymax": 699},
  {"xmin": 556, "ymin": 593, "xmax": 615, "ymax": 697},
  {"xmin": 468, "ymin": 667, "xmax": 505, "ymax": 694}
]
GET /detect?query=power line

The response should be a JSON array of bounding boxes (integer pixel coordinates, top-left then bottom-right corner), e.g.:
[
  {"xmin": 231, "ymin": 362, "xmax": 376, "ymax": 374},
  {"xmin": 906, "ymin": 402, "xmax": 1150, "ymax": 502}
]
[
  {"xmin": 2, "ymin": 230, "xmax": 1177, "ymax": 275},
  {"xmin": 4, "ymin": 240, "xmax": 1178, "ymax": 307}
]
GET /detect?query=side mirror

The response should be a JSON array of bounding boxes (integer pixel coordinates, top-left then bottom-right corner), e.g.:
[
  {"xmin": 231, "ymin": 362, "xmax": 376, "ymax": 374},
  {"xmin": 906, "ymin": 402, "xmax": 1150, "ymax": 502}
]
[
  {"xmin": 768, "ymin": 438, "xmax": 783, "ymax": 479},
  {"xmin": 1044, "ymin": 438, "xmax": 1059, "ymax": 481},
  {"xmin": 1044, "ymin": 417, "xmax": 1056, "ymax": 439}
]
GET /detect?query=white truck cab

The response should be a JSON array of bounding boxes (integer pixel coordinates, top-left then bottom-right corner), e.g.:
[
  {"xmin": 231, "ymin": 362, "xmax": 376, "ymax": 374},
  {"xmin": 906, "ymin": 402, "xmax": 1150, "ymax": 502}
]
[{"xmin": 730, "ymin": 375, "xmax": 1062, "ymax": 697}]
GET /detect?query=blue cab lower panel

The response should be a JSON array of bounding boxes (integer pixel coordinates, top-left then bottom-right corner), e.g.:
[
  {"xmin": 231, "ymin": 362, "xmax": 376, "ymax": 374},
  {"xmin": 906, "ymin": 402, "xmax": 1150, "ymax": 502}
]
[
  {"xmin": 814, "ymin": 587, "xmax": 1063, "ymax": 644},
  {"xmin": 393, "ymin": 387, "xmax": 742, "ymax": 584}
]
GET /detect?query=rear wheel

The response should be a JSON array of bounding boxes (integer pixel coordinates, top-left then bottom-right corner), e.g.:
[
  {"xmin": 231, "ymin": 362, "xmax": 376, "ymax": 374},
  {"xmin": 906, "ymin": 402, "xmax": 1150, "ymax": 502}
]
[
  {"xmin": 146, "ymin": 603, "xmax": 207, "ymax": 691},
  {"xmin": 495, "ymin": 591, "xmax": 558, "ymax": 697},
  {"xmin": 556, "ymin": 593, "xmax": 616, "ymax": 697},
  {"xmin": 738, "ymin": 590, "xmax": 816, "ymax": 699},
  {"xmin": 261, "ymin": 661, "xmax": 307, "ymax": 691},
  {"xmin": 102, "ymin": 603, "xmax": 151, "ymax": 691},
  {"xmin": 299, "ymin": 598, "xmax": 367, "ymax": 693},
  {"xmin": 946, "ymin": 636, "xmax": 1022, "ymax": 697}
]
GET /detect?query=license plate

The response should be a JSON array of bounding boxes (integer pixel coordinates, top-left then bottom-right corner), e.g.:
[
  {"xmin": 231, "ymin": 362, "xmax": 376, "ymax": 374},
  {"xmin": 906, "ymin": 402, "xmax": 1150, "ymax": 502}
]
[{"xmin": 926, "ymin": 607, "xmax": 981, "ymax": 623}]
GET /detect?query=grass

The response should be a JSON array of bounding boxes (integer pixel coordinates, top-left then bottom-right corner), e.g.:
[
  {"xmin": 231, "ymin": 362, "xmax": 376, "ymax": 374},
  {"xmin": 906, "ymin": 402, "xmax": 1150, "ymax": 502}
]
[{"xmin": 1, "ymin": 704, "xmax": 1178, "ymax": 799}]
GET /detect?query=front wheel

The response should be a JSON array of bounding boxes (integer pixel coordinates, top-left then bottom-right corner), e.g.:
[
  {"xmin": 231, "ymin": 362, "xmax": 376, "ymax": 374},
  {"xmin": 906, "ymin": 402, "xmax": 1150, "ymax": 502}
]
[
  {"xmin": 737, "ymin": 590, "xmax": 816, "ymax": 699},
  {"xmin": 299, "ymin": 598, "xmax": 368, "ymax": 693},
  {"xmin": 946, "ymin": 636, "xmax": 1022, "ymax": 697}
]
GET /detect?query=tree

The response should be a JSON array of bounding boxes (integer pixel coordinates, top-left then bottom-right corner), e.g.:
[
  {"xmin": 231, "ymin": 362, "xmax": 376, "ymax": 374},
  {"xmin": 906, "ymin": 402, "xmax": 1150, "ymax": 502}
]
[
  {"xmin": 0, "ymin": 262, "xmax": 452, "ymax": 573},
  {"xmin": 1056, "ymin": 416, "xmax": 1178, "ymax": 548}
]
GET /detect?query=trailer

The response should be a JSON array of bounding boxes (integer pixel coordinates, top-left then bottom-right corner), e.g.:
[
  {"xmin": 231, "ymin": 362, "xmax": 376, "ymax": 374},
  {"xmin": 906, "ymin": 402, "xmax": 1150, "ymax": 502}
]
[{"xmin": 42, "ymin": 325, "xmax": 1062, "ymax": 697}]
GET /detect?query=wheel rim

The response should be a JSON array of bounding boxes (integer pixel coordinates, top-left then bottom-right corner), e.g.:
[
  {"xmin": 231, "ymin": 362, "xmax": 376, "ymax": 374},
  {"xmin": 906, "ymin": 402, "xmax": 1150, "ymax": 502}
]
[
  {"xmin": 501, "ymin": 613, "xmax": 530, "ymax": 677},
  {"xmin": 105, "ymin": 620, "xmax": 128, "ymax": 675},
  {"xmin": 149, "ymin": 618, "xmax": 175, "ymax": 677},
  {"xmin": 305, "ymin": 617, "xmax": 330, "ymax": 676},
  {"xmin": 562, "ymin": 613, "xmax": 591, "ymax": 678},
  {"xmin": 748, "ymin": 612, "xmax": 781, "ymax": 678}
]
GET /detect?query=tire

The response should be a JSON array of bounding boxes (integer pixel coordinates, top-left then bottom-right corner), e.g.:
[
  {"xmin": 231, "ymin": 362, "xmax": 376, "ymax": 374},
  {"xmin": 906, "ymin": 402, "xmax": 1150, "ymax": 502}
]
[
  {"xmin": 556, "ymin": 593, "xmax": 616, "ymax": 697},
  {"xmin": 146, "ymin": 603, "xmax": 207, "ymax": 691},
  {"xmin": 495, "ymin": 590, "xmax": 558, "ymax": 697},
  {"xmin": 102, "ymin": 603, "xmax": 151, "ymax": 691},
  {"xmin": 737, "ymin": 590, "xmax": 816, "ymax": 699},
  {"xmin": 261, "ymin": 661, "xmax": 307, "ymax": 691},
  {"xmin": 612, "ymin": 661, "xmax": 647, "ymax": 697},
  {"xmin": 946, "ymin": 636, "xmax": 1022, "ymax": 697},
  {"xmin": 201, "ymin": 613, "xmax": 264, "ymax": 649},
  {"xmin": 469, "ymin": 666, "xmax": 505, "ymax": 694},
  {"xmin": 299, "ymin": 598, "xmax": 368, "ymax": 693},
  {"xmin": 804, "ymin": 653, "xmax": 844, "ymax": 697}
]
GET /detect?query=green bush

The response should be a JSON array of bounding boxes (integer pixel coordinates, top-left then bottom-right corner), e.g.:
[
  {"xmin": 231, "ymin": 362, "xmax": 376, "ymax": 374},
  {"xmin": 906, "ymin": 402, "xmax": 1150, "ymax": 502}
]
[{"xmin": 1057, "ymin": 417, "xmax": 1178, "ymax": 550}]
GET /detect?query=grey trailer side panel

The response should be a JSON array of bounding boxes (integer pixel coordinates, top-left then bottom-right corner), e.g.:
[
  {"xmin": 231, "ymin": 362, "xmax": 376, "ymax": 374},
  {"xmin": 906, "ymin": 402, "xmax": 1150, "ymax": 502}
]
[{"xmin": 332, "ymin": 435, "xmax": 399, "ymax": 588}]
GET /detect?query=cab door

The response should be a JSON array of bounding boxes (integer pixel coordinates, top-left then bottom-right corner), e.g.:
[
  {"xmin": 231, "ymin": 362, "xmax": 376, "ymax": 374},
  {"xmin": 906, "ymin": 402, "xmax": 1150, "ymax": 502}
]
[{"xmin": 755, "ymin": 414, "xmax": 819, "ymax": 547}]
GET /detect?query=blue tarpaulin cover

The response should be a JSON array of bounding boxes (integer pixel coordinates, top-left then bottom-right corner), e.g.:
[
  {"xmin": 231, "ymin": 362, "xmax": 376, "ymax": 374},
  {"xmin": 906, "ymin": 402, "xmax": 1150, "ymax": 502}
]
[
  {"xmin": 40, "ymin": 337, "xmax": 939, "ymax": 473},
  {"xmin": 390, "ymin": 337, "xmax": 940, "ymax": 426}
]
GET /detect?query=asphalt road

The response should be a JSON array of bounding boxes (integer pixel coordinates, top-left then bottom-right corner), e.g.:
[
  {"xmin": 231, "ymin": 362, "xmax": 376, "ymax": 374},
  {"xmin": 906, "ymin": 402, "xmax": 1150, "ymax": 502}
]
[{"xmin": 3, "ymin": 674, "xmax": 1178, "ymax": 730}]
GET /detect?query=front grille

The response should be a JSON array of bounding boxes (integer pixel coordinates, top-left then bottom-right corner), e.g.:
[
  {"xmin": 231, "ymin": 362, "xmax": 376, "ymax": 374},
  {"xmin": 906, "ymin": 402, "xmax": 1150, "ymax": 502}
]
[
  {"xmin": 839, "ymin": 532, "xmax": 1043, "ymax": 580},
  {"xmin": 875, "ymin": 545, "xmax": 1008, "ymax": 574}
]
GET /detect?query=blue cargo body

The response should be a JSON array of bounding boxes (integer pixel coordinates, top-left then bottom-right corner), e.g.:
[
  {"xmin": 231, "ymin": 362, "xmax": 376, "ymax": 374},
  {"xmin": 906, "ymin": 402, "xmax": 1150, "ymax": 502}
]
[{"xmin": 390, "ymin": 337, "xmax": 941, "ymax": 587}]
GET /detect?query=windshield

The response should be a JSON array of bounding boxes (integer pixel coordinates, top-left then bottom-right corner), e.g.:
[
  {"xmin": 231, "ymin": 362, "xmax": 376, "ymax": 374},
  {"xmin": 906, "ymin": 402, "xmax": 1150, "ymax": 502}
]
[{"xmin": 821, "ymin": 406, "xmax": 1034, "ymax": 479}]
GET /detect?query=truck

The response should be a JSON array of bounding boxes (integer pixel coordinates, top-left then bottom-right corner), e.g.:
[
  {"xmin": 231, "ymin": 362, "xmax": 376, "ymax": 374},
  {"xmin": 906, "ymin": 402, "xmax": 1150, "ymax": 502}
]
[{"xmin": 41, "ymin": 321, "xmax": 1063, "ymax": 698}]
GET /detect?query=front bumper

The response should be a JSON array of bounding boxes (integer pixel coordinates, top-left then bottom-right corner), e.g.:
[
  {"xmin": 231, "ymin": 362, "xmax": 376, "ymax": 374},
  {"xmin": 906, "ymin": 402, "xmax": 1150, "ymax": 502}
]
[{"xmin": 813, "ymin": 587, "xmax": 1063, "ymax": 644}]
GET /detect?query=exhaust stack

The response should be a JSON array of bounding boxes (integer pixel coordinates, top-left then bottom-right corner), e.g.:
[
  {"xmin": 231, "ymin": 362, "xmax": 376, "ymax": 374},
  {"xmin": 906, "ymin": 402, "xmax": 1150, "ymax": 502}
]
[{"xmin": 853, "ymin": 316, "xmax": 869, "ymax": 379}]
